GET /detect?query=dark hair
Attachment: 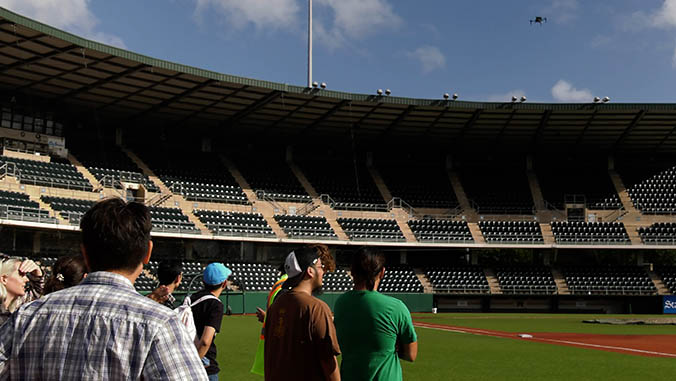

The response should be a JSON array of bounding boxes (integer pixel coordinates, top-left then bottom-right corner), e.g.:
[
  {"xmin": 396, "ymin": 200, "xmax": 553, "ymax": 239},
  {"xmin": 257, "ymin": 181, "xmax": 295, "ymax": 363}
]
[
  {"xmin": 80, "ymin": 198, "xmax": 152, "ymax": 272},
  {"xmin": 43, "ymin": 255, "xmax": 87, "ymax": 295},
  {"xmin": 308, "ymin": 244, "xmax": 335, "ymax": 272},
  {"xmin": 351, "ymin": 247, "xmax": 385, "ymax": 291},
  {"xmin": 203, "ymin": 282, "xmax": 223, "ymax": 292},
  {"xmin": 157, "ymin": 261, "xmax": 182, "ymax": 286}
]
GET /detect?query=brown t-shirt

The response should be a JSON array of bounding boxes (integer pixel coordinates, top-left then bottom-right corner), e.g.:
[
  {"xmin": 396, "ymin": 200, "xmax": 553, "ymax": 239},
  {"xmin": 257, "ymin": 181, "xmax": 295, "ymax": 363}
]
[{"xmin": 264, "ymin": 290, "xmax": 341, "ymax": 381}]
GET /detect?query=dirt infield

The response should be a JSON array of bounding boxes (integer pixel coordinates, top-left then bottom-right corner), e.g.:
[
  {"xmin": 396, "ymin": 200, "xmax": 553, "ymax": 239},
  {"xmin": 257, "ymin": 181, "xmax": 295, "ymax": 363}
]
[{"xmin": 413, "ymin": 321, "xmax": 676, "ymax": 358}]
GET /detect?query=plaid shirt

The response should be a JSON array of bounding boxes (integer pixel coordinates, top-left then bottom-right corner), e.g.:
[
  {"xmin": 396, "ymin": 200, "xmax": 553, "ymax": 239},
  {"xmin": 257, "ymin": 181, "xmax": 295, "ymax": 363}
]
[{"xmin": 0, "ymin": 272, "xmax": 208, "ymax": 380}]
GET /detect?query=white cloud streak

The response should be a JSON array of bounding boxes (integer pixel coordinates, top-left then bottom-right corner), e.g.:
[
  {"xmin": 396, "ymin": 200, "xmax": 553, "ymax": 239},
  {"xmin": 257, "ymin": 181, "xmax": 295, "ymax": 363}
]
[
  {"xmin": 541, "ymin": 0, "xmax": 579, "ymax": 24},
  {"xmin": 0, "ymin": 0, "xmax": 125, "ymax": 48},
  {"xmin": 193, "ymin": 0, "xmax": 300, "ymax": 31},
  {"xmin": 551, "ymin": 80, "xmax": 593, "ymax": 102},
  {"xmin": 406, "ymin": 45, "xmax": 446, "ymax": 74}
]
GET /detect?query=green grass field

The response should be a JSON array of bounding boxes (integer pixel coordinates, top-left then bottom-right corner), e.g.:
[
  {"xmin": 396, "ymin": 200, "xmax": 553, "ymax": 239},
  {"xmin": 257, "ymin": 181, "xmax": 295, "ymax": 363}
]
[{"xmin": 215, "ymin": 314, "xmax": 676, "ymax": 381}]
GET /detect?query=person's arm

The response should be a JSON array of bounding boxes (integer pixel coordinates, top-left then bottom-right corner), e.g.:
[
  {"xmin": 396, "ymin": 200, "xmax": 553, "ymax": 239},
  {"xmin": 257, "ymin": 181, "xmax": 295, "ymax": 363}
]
[
  {"xmin": 19, "ymin": 260, "xmax": 44, "ymax": 303},
  {"xmin": 147, "ymin": 286, "xmax": 170, "ymax": 304},
  {"xmin": 0, "ymin": 313, "xmax": 15, "ymax": 379},
  {"xmin": 195, "ymin": 326, "xmax": 216, "ymax": 359},
  {"xmin": 398, "ymin": 341, "xmax": 418, "ymax": 362},
  {"xmin": 142, "ymin": 317, "xmax": 208, "ymax": 380},
  {"xmin": 255, "ymin": 307, "xmax": 266, "ymax": 323},
  {"xmin": 320, "ymin": 355, "xmax": 340, "ymax": 381}
]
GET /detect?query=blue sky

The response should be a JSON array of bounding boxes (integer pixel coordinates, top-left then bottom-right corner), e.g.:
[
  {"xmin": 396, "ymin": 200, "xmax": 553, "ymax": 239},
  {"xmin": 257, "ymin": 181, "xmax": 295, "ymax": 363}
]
[{"xmin": 2, "ymin": 0, "xmax": 676, "ymax": 103}]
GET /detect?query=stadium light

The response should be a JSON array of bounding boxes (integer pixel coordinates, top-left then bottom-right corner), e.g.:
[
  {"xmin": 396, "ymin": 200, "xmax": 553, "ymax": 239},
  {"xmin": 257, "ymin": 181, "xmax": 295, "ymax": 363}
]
[
  {"xmin": 602, "ymin": 96, "xmax": 610, "ymax": 103},
  {"xmin": 377, "ymin": 89, "xmax": 383, "ymax": 96},
  {"xmin": 320, "ymin": 82, "xmax": 327, "ymax": 89},
  {"xmin": 511, "ymin": 96, "xmax": 517, "ymax": 103},
  {"xmin": 452, "ymin": 93, "xmax": 458, "ymax": 100},
  {"xmin": 593, "ymin": 96, "xmax": 600, "ymax": 103},
  {"xmin": 312, "ymin": 81, "xmax": 318, "ymax": 88},
  {"xmin": 385, "ymin": 89, "xmax": 391, "ymax": 96},
  {"xmin": 443, "ymin": 93, "xmax": 450, "ymax": 100},
  {"xmin": 520, "ymin": 96, "xmax": 527, "ymax": 103}
]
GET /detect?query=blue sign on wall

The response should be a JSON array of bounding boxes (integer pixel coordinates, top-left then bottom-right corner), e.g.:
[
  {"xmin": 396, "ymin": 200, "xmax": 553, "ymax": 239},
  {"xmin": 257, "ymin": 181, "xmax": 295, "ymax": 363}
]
[{"xmin": 663, "ymin": 296, "xmax": 676, "ymax": 314}]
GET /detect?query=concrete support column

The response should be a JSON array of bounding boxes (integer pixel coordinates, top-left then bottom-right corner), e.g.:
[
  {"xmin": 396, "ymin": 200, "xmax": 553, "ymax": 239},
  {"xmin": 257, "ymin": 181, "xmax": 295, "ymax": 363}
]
[
  {"xmin": 399, "ymin": 250, "xmax": 407, "ymax": 265},
  {"xmin": 185, "ymin": 241, "xmax": 194, "ymax": 260},
  {"xmin": 32, "ymin": 232, "xmax": 41, "ymax": 254}
]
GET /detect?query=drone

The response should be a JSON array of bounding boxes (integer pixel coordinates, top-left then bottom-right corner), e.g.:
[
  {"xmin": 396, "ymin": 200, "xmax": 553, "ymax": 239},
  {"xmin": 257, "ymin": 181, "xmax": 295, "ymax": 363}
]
[{"xmin": 530, "ymin": 16, "xmax": 547, "ymax": 25}]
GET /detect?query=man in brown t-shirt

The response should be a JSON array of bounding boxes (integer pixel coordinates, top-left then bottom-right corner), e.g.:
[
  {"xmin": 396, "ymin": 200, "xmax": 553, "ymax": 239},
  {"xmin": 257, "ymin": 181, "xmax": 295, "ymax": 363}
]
[{"xmin": 264, "ymin": 248, "xmax": 341, "ymax": 381}]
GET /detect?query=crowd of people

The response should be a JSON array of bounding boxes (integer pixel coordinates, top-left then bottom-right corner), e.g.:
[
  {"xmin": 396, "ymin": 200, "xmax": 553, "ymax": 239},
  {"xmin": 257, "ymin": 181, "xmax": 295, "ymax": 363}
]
[{"xmin": 0, "ymin": 197, "xmax": 418, "ymax": 380}]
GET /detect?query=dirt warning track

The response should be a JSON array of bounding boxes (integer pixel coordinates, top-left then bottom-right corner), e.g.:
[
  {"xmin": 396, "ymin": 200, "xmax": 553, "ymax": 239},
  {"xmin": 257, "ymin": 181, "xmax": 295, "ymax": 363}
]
[{"xmin": 413, "ymin": 321, "xmax": 676, "ymax": 358}]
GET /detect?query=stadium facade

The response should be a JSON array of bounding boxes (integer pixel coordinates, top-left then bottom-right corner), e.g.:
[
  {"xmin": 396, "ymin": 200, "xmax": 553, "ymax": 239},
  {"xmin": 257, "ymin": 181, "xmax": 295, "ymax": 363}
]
[{"xmin": 0, "ymin": 7, "xmax": 675, "ymax": 313}]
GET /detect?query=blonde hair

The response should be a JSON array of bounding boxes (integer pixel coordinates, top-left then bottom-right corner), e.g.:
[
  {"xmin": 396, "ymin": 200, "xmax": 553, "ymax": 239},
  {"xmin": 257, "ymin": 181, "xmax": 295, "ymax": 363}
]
[{"xmin": 0, "ymin": 258, "xmax": 24, "ymax": 312}]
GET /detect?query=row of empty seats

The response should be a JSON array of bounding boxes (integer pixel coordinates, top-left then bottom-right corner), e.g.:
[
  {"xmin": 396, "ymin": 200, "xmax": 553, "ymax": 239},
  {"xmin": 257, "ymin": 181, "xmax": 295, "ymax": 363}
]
[
  {"xmin": 408, "ymin": 219, "xmax": 473, "ymax": 243},
  {"xmin": 0, "ymin": 156, "xmax": 92, "ymax": 191},
  {"xmin": 562, "ymin": 266, "xmax": 656, "ymax": 295},
  {"xmin": 337, "ymin": 218, "xmax": 404, "ymax": 242},
  {"xmin": 425, "ymin": 266, "xmax": 489, "ymax": 293},
  {"xmin": 496, "ymin": 266, "xmax": 556, "ymax": 294},
  {"xmin": 194, "ymin": 210, "xmax": 275, "ymax": 237},
  {"xmin": 551, "ymin": 221, "xmax": 630, "ymax": 244},
  {"xmin": 479, "ymin": 221, "xmax": 544, "ymax": 244}
]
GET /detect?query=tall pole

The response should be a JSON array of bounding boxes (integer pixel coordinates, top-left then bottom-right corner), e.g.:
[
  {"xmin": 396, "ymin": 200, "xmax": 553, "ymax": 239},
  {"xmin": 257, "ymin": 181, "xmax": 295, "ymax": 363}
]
[{"xmin": 308, "ymin": 0, "xmax": 313, "ymax": 88}]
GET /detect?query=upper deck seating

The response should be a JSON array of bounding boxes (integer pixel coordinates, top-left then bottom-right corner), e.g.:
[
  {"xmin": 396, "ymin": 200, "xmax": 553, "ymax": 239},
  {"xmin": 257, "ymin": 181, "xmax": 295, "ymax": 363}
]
[
  {"xmin": 638, "ymin": 223, "xmax": 676, "ymax": 244},
  {"xmin": 551, "ymin": 221, "xmax": 630, "ymax": 244},
  {"xmin": 377, "ymin": 265, "xmax": 424, "ymax": 293},
  {"xmin": 337, "ymin": 218, "xmax": 405, "ymax": 242},
  {"xmin": 425, "ymin": 266, "xmax": 489, "ymax": 293},
  {"xmin": 194, "ymin": 210, "xmax": 275, "ymax": 237},
  {"xmin": 479, "ymin": 221, "xmax": 544, "ymax": 244},
  {"xmin": 408, "ymin": 219, "xmax": 473, "ymax": 243},
  {"xmin": 41, "ymin": 196, "xmax": 95, "ymax": 224},
  {"xmin": 274, "ymin": 215, "xmax": 337, "ymax": 239},
  {"xmin": 378, "ymin": 161, "xmax": 458, "ymax": 209},
  {"xmin": 0, "ymin": 156, "xmax": 92, "ymax": 191}
]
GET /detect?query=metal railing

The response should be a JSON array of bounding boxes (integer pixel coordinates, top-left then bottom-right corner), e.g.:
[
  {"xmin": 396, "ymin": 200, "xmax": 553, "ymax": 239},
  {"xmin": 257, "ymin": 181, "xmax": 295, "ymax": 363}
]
[
  {"xmin": 498, "ymin": 285, "xmax": 558, "ymax": 294},
  {"xmin": 432, "ymin": 286, "xmax": 490, "ymax": 294},
  {"xmin": 554, "ymin": 234, "xmax": 631, "ymax": 245},
  {"xmin": 0, "ymin": 204, "xmax": 56, "ymax": 224},
  {"xmin": 283, "ymin": 227, "xmax": 339, "ymax": 240},
  {"xmin": 415, "ymin": 233, "xmax": 474, "ymax": 243},
  {"xmin": 297, "ymin": 199, "xmax": 319, "ymax": 216},
  {"xmin": 605, "ymin": 207, "xmax": 629, "ymax": 222},
  {"xmin": 388, "ymin": 197, "xmax": 415, "ymax": 217},
  {"xmin": 568, "ymin": 285, "xmax": 656, "ymax": 295},
  {"xmin": 208, "ymin": 226, "xmax": 276, "ymax": 238},
  {"xmin": 346, "ymin": 230, "xmax": 407, "ymax": 243},
  {"xmin": 256, "ymin": 190, "xmax": 286, "ymax": 214},
  {"xmin": 151, "ymin": 222, "xmax": 202, "ymax": 235}
]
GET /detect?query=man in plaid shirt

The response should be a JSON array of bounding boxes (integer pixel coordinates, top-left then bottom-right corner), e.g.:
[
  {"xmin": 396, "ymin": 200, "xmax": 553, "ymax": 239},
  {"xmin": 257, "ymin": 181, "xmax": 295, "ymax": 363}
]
[{"xmin": 0, "ymin": 198, "xmax": 207, "ymax": 380}]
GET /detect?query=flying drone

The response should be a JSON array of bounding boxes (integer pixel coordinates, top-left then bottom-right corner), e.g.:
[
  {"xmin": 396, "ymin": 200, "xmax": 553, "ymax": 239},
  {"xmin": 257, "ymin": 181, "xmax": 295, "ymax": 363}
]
[{"xmin": 530, "ymin": 16, "xmax": 547, "ymax": 25}]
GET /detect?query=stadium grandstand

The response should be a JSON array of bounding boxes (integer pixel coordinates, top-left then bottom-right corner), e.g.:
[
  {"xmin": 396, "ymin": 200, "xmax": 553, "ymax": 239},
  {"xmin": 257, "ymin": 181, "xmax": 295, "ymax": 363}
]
[{"xmin": 0, "ymin": 6, "xmax": 675, "ymax": 314}]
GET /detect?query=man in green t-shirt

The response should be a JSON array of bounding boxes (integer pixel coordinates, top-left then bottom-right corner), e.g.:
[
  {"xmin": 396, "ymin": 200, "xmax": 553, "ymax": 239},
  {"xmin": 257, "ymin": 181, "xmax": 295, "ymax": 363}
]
[{"xmin": 334, "ymin": 248, "xmax": 418, "ymax": 380}]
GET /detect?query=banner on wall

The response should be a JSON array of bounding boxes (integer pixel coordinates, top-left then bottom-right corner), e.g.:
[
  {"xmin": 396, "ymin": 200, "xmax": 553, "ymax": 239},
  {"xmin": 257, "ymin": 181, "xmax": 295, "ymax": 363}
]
[{"xmin": 663, "ymin": 296, "xmax": 676, "ymax": 314}]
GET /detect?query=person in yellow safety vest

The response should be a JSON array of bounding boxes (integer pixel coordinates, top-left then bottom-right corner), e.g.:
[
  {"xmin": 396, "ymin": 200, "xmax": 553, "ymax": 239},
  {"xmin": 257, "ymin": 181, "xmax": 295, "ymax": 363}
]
[{"xmin": 250, "ymin": 244, "xmax": 336, "ymax": 377}]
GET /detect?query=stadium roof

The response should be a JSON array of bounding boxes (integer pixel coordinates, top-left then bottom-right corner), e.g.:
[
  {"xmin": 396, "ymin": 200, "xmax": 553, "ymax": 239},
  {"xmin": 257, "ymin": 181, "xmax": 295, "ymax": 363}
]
[{"xmin": 2, "ymin": 7, "xmax": 676, "ymax": 152}]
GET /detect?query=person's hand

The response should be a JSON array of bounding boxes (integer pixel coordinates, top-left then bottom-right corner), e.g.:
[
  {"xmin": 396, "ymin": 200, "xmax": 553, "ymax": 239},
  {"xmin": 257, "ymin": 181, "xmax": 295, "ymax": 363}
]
[
  {"xmin": 19, "ymin": 259, "xmax": 42, "ymax": 277},
  {"xmin": 256, "ymin": 307, "xmax": 266, "ymax": 323},
  {"xmin": 148, "ymin": 285, "xmax": 170, "ymax": 303}
]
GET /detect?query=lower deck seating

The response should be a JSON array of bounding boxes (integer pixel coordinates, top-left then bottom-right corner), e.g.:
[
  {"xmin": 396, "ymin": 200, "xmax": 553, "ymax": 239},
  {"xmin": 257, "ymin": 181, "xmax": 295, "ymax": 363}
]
[
  {"xmin": 425, "ymin": 266, "xmax": 489, "ymax": 293},
  {"xmin": 408, "ymin": 219, "xmax": 473, "ymax": 243},
  {"xmin": 194, "ymin": 210, "xmax": 275, "ymax": 237},
  {"xmin": 226, "ymin": 262, "xmax": 279, "ymax": 292},
  {"xmin": 638, "ymin": 223, "xmax": 676, "ymax": 244},
  {"xmin": 551, "ymin": 221, "xmax": 630, "ymax": 244},
  {"xmin": 496, "ymin": 267, "xmax": 556, "ymax": 294},
  {"xmin": 274, "ymin": 215, "xmax": 337, "ymax": 239},
  {"xmin": 323, "ymin": 269, "xmax": 353, "ymax": 292},
  {"xmin": 480, "ymin": 221, "xmax": 544, "ymax": 244},
  {"xmin": 562, "ymin": 266, "xmax": 656, "ymax": 295},
  {"xmin": 657, "ymin": 267, "xmax": 676, "ymax": 293},
  {"xmin": 378, "ymin": 265, "xmax": 423, "ymax": 293},
  {"xmin": 337, "ymin": 218, "xmax": 405, "ymax": 242},
  {"xmin": 0, "ymin": 156, "xmax": 92, "ymax": 191}
]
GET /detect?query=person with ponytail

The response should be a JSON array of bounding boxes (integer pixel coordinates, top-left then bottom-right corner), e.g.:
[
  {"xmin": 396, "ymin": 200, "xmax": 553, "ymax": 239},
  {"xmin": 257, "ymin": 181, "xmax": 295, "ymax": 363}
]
[
  {"xmin": 43, "ymin": 255, "xmax": 87, "ymax": 295},
  {"xmin": 334, "ymin": 248, "xmax": 418, "ymax": 381},
  {"xmin": 0, "ymin": 255, "xmax": 44, "ymax": 324}
]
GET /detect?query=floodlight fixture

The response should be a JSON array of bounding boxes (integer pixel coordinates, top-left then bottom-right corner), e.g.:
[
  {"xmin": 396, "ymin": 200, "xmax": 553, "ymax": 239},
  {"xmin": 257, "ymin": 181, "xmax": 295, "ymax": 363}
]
[
  {"xmin": 443, "ymin": 93, "xmax": 450, "ymax": 100},
  {"xmin": 385, "ymin": 89, "xmax": 391, "ymax": 96},
  {"xmin": 312, "ymin": 81, "xmax": 318, "ymax": 88},
  {"xmin": 320, "ymin": 82, "xmax": 327, "ymax": 89},
  {"xmin": 520, "ymin": 96, "xmax": 527, "ymax": 103},
  {"xmin": 602, "ymin": 96, "xmax": 610, "ymax": 103},
  {"xmin": 452, "ymin": 93, "xmax": 458, "ymax": 100},
  {"xmin": 593, "ymin": 96, "xmax": 600, "ymax": 103},
  {"xmin": 377, "ymin": 89, "xmax": 383, "ymax": 95},
  {"xmin": 511, "ymin": 96, "xmax": 518, "ymax": 102}
]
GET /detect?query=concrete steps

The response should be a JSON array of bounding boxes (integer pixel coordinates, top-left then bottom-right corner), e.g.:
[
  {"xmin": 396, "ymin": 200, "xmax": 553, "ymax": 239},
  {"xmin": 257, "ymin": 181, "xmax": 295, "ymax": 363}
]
[
  {"xmin": 609, "ymin": 170, "xmax": 639, "ymax": 213},
  {"xmin": 551, "ymin": 268, "xmax": 570, "ymax": 295},
  {"xmin": 540, "ymin": 223, "xmax": 556, "ymax": 244},
  {"xmin": 21, "ymin": 186, "xmax": 69, "ymax": 224},
  {"xmin": 527, "ymin": 170, "xmax": 545, "ymax": 210},
  {"xmin": 288, "ymin": 162, "xmax": 319, "ymax": 198},
  {"xmin": 467, "ymin": 222, "xmax": 485, "ymax": 244},
  {"xmin": 647, "ymin": 270, "xmax": 670, "ymax": 295},
  {"xmin": 368, "ymin": 166, "xmax": 392, "ymax": 203},
  {"xmin": 67, "ymin": 153, "xmax": 101, "ymax": 190},
  {"xmin": 447, "ymin": 170, "xmax": 474, "ymax": 218},
  {"xmin": 625, "ymin": 224, "xmax": 643, "ymax": 245},
  {"xmin": 414, "ymin": 268, "xmax": 434, "ymax": 294},
  {"xmin": 483, "ymin": 268, "xmax": 502, "ymax": 294}
]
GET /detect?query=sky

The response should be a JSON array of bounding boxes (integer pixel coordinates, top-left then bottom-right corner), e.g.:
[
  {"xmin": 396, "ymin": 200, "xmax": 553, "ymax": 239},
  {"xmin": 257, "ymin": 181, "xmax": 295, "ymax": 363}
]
[{"xmin": 2, "ymin": 0, "xmax": 676, "ymax": 103}]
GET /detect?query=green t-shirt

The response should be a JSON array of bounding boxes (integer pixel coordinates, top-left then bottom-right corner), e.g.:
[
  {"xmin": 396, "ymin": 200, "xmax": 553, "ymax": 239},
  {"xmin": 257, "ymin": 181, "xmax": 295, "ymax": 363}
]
[{"xmin": 334, "ymin": 290, "xmax": 417, "ymax": 381}]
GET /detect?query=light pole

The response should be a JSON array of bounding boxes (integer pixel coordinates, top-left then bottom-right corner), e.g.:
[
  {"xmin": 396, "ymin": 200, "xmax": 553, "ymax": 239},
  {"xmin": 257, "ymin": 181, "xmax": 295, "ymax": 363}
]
[{"xmin": 308, "ymin": 0, "xmax": 312, "ymax": 88}]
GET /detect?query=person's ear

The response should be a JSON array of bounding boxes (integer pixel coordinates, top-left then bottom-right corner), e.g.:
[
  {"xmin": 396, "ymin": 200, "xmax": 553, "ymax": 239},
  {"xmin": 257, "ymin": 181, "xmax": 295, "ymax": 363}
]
[
  {"xmin": 379, "ymin": 267, "xmax": 386, "ymax": 280},
  {"xmin": 0, "ymin": 275, "xmax": 7, "ymax": 285},
  {"xmin": 142, "ymin": 241, "xmax": 153, "ymax": 265}
]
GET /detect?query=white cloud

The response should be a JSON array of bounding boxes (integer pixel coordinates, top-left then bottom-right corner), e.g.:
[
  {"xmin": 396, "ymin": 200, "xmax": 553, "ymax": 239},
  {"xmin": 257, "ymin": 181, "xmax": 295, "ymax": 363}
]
[
  {"xmin": 193, "ymin": 0, "xmax": 300, "ymax": 31},
  {"xmin": 541, "ymin": 0, "xmax": 579, "ymax": 24},
  {"xmin": 485, "ymin": 89, "xmax": 527, "ymax": 103},
  {"xmin": 0, "ymin": 0, "xmax": 125, "ymax": 48},
  {"xmin": 653, "ymin": 0, "xmax": 676, "ymax": 28},
  {"xmin": 551, "ymin": 80, "xmax": 593, "ymax": 102},
  {"xmin": 314, "ymin": 0, "xmax": 402, "ymax": 49},
  {"xmin": 589, "ymin": 35, "xmax": 611, "ymax": 48},
  {"xmin": 672, "ymin": 43, "xmax": 676, "ymax": 68},
  {"xmin": 406, "ymin": 45, "xmax": 445, "ymax": 74}
]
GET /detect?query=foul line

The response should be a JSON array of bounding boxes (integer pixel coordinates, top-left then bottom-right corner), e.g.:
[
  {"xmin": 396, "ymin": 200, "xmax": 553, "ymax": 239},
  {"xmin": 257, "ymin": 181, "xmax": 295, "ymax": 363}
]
[{"xmin": 413, "ymin": 322, "xmax": 676, "ymax": 358}]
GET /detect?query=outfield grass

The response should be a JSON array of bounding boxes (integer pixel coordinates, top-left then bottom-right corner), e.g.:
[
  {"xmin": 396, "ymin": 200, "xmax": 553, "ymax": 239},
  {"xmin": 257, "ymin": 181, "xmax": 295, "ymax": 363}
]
[{"xmin": 216, "ymin": 314, "xmax": 676, "ymax": 381}]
